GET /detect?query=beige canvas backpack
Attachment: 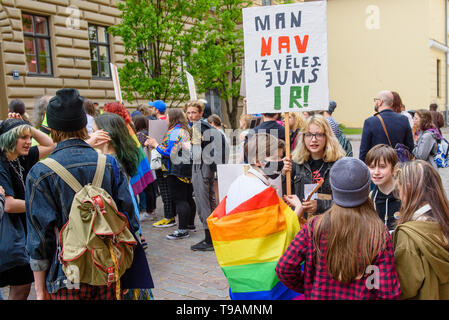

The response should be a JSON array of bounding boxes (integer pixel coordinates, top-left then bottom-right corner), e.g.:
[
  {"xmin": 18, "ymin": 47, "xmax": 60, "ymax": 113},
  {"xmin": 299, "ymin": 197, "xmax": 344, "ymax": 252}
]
[{"xmin": 41, "ymin": 154, "xmax": 136, "ymax": 299}]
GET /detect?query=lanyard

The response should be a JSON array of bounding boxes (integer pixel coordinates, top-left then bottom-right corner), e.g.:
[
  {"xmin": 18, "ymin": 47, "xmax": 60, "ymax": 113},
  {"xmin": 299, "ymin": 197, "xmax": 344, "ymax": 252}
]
[{"xmin": 247, "ymin": 167, "xmax": 270, "ymax": 186}]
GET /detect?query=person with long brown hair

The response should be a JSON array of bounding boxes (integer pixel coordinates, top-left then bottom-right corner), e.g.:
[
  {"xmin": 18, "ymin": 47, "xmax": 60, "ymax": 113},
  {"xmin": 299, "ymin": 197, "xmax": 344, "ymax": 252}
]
[
  {"xmin": 412, "ymin": 109, "xmax": 441, "ymax": 169},
  {"xmin": 391, "ymin": 91, "xmax": 413, "ymax": 129},
  {"xmin": 145, "ymin": 108, "xmax": 195, "ymax": 240},
  {"xmin": 276, "ymin": 157, "xmax": 400, "ymax": 299},
  {"xmin": 393, "ymin": 160, "xmax": 449, "ymax": 299}
]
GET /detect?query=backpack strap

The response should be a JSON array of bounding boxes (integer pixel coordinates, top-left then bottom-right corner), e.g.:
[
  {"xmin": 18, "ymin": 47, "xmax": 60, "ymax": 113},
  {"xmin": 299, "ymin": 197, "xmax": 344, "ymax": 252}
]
[
  {"xmin": 92, "ymin": 154, "xmax": 106, "ymax": 188},
  {"xmin": 41, "ymin": 158, "xmax": 83, "ymax": 193},
  {"xmin": 376, "ymin": 114, "xmax": 393, "ymax": 147},
  {"xmin": 41, "ymin": 154, "xmax": 107, "ymax": 192}
]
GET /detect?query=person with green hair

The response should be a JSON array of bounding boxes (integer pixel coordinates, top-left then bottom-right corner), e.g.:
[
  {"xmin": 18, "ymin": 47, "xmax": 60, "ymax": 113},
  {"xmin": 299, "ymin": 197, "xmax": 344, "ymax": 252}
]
[
  {"xmin": 92, "ymin": 112, "xmax": 154, "ymax": 300},
  {"xmin": 0, "ymin": 117, "xmax": 55, "ymax": 300}
]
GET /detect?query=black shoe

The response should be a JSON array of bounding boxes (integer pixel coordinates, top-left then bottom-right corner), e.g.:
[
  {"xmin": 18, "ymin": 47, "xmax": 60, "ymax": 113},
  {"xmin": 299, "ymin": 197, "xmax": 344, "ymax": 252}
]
[
  {"xmin": 191, "ymin": 240, "xmax": 214, "ymax": 251},
  {"xmin": 186, "ymin": 225, "xmax": 197, "ymax": 232}
]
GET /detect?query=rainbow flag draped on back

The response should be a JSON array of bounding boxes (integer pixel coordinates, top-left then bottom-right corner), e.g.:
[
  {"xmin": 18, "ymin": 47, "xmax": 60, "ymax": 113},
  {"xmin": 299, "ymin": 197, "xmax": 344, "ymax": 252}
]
[
  {"xmin": 126, "ymin": 123, "xmax": 154, "ymax": 196},
  {"xmin": 207, "ymin": 187, "xmax": 302, "ymax": 300}
]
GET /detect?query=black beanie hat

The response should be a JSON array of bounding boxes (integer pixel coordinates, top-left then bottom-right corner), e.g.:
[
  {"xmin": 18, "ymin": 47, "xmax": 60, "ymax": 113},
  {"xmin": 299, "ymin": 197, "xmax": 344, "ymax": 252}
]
[
  {"xmin": 0, "ymin": 118, "xmax": 29, "ymax": 136},
  {"xmin": 46, "ymin": 88, "xmax": 87, "ymax": 132}
]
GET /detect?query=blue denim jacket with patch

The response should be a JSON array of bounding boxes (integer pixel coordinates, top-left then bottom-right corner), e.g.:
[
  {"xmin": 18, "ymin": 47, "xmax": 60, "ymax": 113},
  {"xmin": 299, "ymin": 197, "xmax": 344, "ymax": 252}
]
[{"xmin": 25, "ymin": 139, "xmax": 139, "ymax": 294}]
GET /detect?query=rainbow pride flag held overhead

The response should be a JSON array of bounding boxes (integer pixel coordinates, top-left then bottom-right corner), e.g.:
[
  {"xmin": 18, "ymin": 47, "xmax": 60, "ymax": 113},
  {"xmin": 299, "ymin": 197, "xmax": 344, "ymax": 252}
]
[
  {"xmin": 126, "ymin": 123, "xmax": 154, "ymax": 196},
  {"xmin": 207, "ymin": 187, "xmax": 302, "ymax": 300}
]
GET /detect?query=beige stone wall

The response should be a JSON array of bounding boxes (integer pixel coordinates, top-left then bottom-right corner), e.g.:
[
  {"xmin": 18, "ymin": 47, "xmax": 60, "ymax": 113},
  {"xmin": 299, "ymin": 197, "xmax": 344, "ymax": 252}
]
[{"xmin": 0, "ymin": 0, "xmax": 126, "ymax": 119}]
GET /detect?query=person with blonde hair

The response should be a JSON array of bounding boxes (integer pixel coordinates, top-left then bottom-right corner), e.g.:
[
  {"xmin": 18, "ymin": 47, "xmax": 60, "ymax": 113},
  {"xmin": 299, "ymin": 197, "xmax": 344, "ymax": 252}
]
[
  {"xmin": 282, "ymin": 112, "xmax": 304, "ymax": 151},
  {"xmin": 393, "ymin": 160, "xmax": 449, "ymax": 299},
  {"xmin": 284, "ymin": 115, "xmax": 345, "ymax": 219},
  {"xmin": 277, "ymin": 157, "xmax": 400, "ymax": 299}
]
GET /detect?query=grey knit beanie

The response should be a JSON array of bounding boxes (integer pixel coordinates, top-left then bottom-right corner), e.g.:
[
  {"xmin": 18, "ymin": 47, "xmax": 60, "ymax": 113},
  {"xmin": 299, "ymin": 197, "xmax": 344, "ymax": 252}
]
[{"xmin": 329, "ymin": 157, "xmax": 371, "ymax": 208}]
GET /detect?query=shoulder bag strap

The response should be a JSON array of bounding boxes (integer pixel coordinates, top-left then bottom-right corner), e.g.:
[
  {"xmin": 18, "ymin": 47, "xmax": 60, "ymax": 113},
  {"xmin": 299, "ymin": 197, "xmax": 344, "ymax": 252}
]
[
  {"xmin": 40, "ymin": 158, "xmax": 83, "ymax": 193},
  {"xmin": 376, "ymin": 114, "xmax": 392, "ymax": 147}
]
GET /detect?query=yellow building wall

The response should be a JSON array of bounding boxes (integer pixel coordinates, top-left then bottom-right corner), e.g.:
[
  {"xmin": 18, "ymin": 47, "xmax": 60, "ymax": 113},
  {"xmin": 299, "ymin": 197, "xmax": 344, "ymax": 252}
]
[
  {"xmin": 428, "ymin": 0, "xmax": 447, "ymax": 109},
  {"xmin": 327, "ymin": 0, "xmax": 434, "ymax": 128}
]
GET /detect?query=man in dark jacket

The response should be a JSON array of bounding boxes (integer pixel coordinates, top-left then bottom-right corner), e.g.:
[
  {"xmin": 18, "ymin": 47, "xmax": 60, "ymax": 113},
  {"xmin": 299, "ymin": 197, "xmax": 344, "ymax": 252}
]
[
  {"xmin": 359, "ymin": 90, "xmax": 414, "ymax": 162},
  {"xmin": 246, "ymin": 113, "xmax": 285, "ymax": 142}
]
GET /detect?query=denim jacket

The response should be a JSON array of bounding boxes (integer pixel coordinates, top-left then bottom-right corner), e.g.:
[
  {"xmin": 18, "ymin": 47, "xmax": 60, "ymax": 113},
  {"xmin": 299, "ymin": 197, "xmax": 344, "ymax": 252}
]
[{"xmin": 25, "ymin": 139, "xmax": 139, "ymax": 294}]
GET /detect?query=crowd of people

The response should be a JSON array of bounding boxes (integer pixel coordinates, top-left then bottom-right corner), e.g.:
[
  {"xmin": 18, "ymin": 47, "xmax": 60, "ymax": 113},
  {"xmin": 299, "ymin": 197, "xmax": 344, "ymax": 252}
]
[{"xmin": 0, "ymin": 87, "xmax": 448, "ymax": 300}]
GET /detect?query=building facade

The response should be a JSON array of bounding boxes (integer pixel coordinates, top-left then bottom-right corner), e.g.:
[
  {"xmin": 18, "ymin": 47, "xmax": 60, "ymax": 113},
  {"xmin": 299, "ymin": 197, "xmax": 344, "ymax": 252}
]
[{"xmin": 0, "ymin": 0, "xmax": 126, "ymax": 119}]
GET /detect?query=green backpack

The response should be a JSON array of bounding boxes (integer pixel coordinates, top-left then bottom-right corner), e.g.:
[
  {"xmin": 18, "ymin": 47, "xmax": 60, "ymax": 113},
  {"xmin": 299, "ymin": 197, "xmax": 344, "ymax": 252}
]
[{"xmin": 41, "ymin": 154, "xmax": 136, "ymax": 297}]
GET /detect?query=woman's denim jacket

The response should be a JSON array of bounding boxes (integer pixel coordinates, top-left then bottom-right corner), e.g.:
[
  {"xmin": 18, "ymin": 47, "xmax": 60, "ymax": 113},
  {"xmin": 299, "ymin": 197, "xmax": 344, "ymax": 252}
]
[{"xmin": 25, "ymin": 139, "xmax": 139, "ymax": 294}]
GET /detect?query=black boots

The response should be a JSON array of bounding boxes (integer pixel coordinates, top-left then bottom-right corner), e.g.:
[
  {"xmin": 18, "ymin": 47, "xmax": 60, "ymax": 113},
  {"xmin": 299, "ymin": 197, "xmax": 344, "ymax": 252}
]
[{"xmin": 191, "ymin": 229, "xmax": 214, "ymax": 251}]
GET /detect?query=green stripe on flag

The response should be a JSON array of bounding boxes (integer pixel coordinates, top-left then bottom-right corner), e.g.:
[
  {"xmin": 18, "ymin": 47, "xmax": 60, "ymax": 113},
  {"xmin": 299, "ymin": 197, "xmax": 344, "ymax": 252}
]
[{"xmin": 222, "ymin": 261, "xmax": 279, "ymax": 293}]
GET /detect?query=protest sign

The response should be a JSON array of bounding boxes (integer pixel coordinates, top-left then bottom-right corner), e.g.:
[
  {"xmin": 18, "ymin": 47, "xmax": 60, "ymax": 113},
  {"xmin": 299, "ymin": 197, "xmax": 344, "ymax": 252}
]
[
  {"xmin": 148, "ymin": 120, "xmax": 168, "ymax": 144},
  {"xmin": 185, "ymin": 70, "xmax": 198, "ymax": 100},
  {"xmin": 110, "ymin": 63, "xmax": 123, "ymax": 103},
  {"xmin": 242, "ymin": 1, "xmax": 329, "ymax": 114}
]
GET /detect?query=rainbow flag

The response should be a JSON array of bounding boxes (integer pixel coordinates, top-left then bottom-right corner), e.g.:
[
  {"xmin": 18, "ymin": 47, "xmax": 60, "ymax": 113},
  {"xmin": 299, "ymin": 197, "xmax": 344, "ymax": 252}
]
[
  {"xmin": 207, "ymin": 187, "xmax": 302, "ymax": 300},
  {"xmin": 126, "ymin": 123, "xmax": 154, "ymax": 196}
]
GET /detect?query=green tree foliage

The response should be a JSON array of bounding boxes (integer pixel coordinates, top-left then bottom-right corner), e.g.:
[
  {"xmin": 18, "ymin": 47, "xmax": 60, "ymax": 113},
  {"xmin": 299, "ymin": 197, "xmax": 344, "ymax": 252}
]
[
  {"xmin": 109, "ymin": 0, "xmax": 211, "ymax": 105},
  {"xmin": 186, "ymin": 0, "xmax": 250, "ymax": 128}
]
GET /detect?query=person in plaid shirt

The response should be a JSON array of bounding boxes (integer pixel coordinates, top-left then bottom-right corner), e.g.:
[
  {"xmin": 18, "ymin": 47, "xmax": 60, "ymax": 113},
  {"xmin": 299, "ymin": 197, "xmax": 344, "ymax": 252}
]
[{"xmin": 277, "ymin": 157, "xmax": 401, "ymax": 300}]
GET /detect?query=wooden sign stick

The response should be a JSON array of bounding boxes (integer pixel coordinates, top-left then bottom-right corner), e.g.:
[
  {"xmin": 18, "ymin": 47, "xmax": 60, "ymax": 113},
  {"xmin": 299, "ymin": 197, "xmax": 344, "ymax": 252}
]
[
  {"xmin": 285, "ymin": 112, "xmax": 291, "ymax": 195},
  {"xmin": 305, "ymin": 180, "xmax": 324, "ymax": 202}
]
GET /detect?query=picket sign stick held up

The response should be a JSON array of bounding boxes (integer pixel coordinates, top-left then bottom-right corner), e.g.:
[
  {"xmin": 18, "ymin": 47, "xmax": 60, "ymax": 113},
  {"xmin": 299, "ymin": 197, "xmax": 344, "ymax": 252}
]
[
  {"xmin": 285, "ymin": 112, "xmax": 291, "ymax": 196},
  {"xmin": 110, "ymin": 63, "xmax": 123, "ymax": 104}
]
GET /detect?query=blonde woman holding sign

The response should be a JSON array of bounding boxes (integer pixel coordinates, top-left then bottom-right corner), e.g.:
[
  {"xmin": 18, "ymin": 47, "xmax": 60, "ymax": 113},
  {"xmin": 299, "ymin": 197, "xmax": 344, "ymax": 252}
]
[{"xmin": 283, "ymin": 115, "xmax": 345, "ymax": 219}]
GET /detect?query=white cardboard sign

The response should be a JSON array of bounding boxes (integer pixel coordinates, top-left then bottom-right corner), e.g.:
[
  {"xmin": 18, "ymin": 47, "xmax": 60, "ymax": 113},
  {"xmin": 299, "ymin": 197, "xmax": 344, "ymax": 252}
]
[{"xmin": 242, "ymin": 1, "xmax": 329, "ymax": 114}]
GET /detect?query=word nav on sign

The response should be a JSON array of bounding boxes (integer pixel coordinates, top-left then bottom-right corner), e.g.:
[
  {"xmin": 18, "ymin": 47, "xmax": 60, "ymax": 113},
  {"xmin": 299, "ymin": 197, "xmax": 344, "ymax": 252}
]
[
  {"xmin": 255, "ymin": 11, "xmax": 302, "ymax": 31},
  {"xmin": 261, "ymin": 35, "xmax": 309, "ymax": 56},
  {"xmin": 274, "ymin": 85, "xmax": 309, "ymax": 110}
]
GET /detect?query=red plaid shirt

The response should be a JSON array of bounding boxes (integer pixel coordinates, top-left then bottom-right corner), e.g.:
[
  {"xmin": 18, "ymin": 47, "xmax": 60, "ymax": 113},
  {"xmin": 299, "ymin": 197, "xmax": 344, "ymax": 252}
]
[{"xmin": 275, "ymin": 220, "xmax": 401, "ymax": 300}]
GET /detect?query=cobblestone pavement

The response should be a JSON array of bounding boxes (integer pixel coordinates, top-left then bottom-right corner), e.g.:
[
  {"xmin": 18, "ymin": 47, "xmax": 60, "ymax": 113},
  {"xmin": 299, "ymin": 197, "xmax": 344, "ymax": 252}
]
[{"xmin": 2, "ymin": 128, "xmax": 449, "ymax": 300}]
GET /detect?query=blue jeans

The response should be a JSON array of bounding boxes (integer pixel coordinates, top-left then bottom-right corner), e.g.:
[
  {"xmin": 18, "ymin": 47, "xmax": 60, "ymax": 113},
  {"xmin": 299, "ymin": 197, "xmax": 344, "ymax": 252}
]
[{"xmin": 0, "ymin": 289, "xmax": 3, "ymax": 300}]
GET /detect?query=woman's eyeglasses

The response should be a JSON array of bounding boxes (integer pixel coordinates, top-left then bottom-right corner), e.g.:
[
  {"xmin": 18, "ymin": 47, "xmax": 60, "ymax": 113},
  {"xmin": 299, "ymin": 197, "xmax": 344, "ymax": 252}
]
[{"xmin": 304, "ymin": 132, "xmax": 325, "ymax": 140}]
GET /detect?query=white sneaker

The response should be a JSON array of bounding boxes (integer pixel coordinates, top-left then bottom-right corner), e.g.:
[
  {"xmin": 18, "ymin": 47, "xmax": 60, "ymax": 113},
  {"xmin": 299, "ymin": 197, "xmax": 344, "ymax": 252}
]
[{"xmin": 140, "ymin": 212, "xmax": 152, "ymax": 222}]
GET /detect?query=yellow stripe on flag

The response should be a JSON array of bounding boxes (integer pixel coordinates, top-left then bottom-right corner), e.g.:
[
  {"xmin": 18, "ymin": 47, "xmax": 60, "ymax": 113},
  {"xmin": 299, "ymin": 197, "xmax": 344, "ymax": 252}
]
[
  {"xmin": 212, "ymin": 202, "xmax": 300, "ymax": 267},
  {"xmin": 213, "ymin": 230, "xmax": 288, "ymax": 267},
  {"xmin": 208, "ymin": 204, "xmax": 286, "ymax": 242}
]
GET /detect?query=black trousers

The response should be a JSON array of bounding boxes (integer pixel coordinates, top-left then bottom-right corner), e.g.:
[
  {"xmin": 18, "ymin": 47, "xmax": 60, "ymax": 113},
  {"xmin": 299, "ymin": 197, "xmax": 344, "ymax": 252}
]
[
  {"xmin": 167, "ymin": 175, "xmax": 196, "ymax": 230},
  {"xmin": 155, "ymin": 169, "xmax": 176, "ymax": 219}
]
